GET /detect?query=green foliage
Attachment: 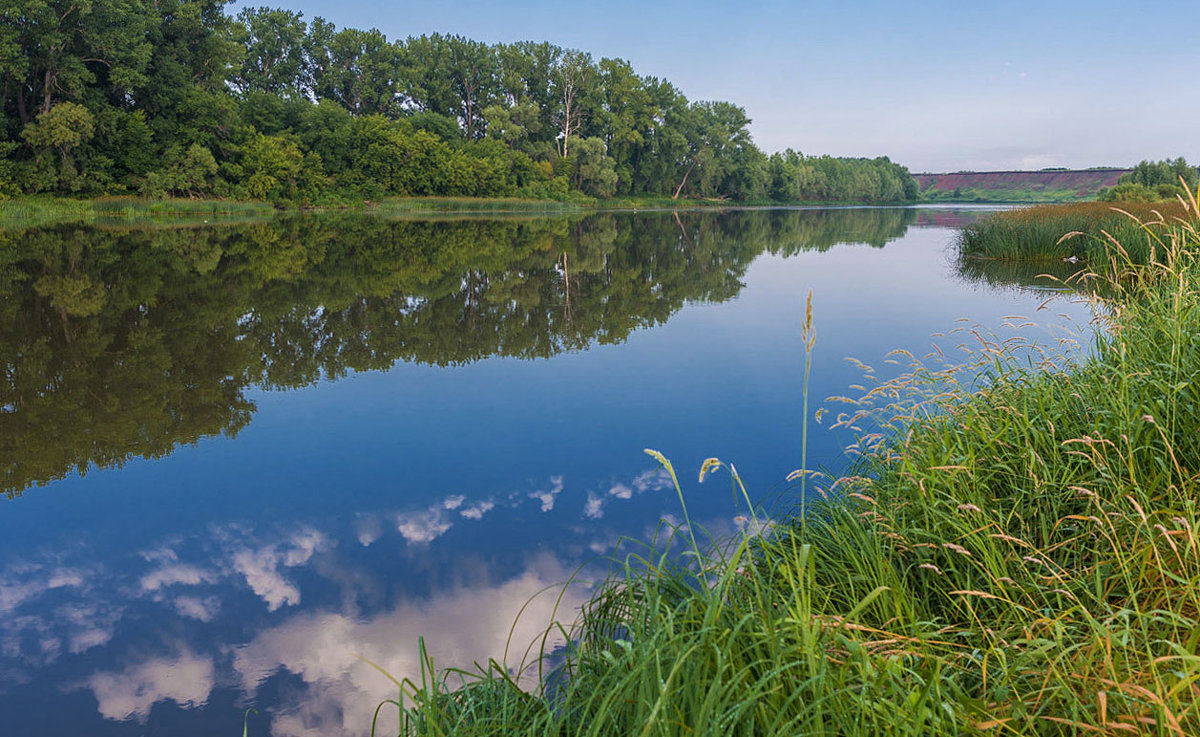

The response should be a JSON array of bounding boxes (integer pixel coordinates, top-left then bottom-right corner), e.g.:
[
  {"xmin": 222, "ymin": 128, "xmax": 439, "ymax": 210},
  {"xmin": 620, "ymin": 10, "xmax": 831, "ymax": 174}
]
[
  {"xmin": 20, "ymin": 102, "xmax": 95, "ymax": 191},
  {"xmin": 234, "ymin": 132, "xmax": 326, "ymax": 201},
  {"xmin": 0, "ymin": 3, "xmax": 919, "ymax": 204},
  {"xmin": 139, "ymin": 144, "xmax": 219, "ymax": 198},
  {"xmin": 1099, "ymin": 158, "xmax": 1198, "ymax": 202},
  {"xmin": 769, "ymin": 150, "xmax": 916, "ymax": 203},
  {"xmin": 1120, "ymin": 156, "xmax": 1198, "ymax": 189},
  {"xmin": 569, "ymin": 137, "xmax": 618, "ymax": 198}
]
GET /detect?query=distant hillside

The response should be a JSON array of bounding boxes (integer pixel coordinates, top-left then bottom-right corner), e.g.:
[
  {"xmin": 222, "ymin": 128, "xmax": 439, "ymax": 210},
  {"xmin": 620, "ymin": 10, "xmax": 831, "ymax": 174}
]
[{"xmin": 917, "ymin": 169, "xmax": 1130, "ymax": 203}]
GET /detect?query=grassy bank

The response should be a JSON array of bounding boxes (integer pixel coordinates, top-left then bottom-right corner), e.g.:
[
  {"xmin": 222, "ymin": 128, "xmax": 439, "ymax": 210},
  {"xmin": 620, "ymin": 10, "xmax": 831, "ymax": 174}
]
[
  {"xmin": 0, "ymin": 194, "xmax": 930, "ymax": 229},
  {"xmin": 959, "ymin": 200, "xmax": 1194, "ymax": 263},
  {"xmin": 0, "ymin": 195, "xmax": 276, "ymax": 221},
  {"xmin": 921, "ymin": 187, "xmax": 1090, "ymax": 204},
  {"xmin": 0, "ymin": 195, "xmax": 567, "ymax": 226},
  {"xmin": 376, "ymin": 195, "xmax": 1200, "ymax": 735}
]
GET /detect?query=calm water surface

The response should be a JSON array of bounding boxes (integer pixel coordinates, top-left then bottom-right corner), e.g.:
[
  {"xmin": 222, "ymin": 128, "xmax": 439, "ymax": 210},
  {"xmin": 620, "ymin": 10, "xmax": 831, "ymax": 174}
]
[{"xmin": 0, "ymin": 207, "xmax": 1092, "ymax": 736}]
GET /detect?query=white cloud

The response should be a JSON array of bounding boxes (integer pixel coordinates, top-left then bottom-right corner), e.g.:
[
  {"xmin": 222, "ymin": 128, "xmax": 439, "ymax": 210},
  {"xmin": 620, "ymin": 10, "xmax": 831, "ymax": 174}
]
[
  {"xmin": 138, "ymin": 541, "xmax": 181, "ymax": 564},
  {"xmin": 283, "ymin": 530, "xmax": 325, "ymax": 567},
  {"xmin": 233, "ymin": 529, "xmax": 327, "ymax": 612},
  {"xmin": 60, "ymin": 603, "xmax": 121, "ymax": 654},
  {"xmin": 395, "ymin": 508, "xmax": 452, "ymax": 544},
  {"xmin": 529, "ymin": 476, "xmax": 565, "ymax": 513},
  {"xmin": 442, "ymin": 495, "xmax": 465, "ymax": 510},
  {"xmin": 354, "ymin": 515, "xmax": 382, "ymax": 547},
  {"xmin": 0, "ymin": 567, "xmax": 86, "ymax": 614},
  {"xmin": 173, "ymin": 596, "xmax": 221, "ymax": 622},
  {"xmin": 234, "ymin": 548, "xmax": 302, "ymax": 612},
  {"xmin": 139, "ymin": 564, "xmax": 214, "ymax": 593},
  {"xmin": 607, "ymin": 483, "xmax": 633, "ymax": 500},
  {"xmin": 232, "ymin": 559, "xmax": 588, "ymax": 737},
  {"xmin": 633, "ymin": 468, "xmax": 673, "ymax": 493},
  {"xmin": 583, "ymin": 492, "xmax": 605, "ymax": 520},
  {"xmin": 459, "ymin": 500, "xmax": 495, "ymax": 520},
  {"xmin": 86, "ymin": 650, "xmax": 215, "ymax": 722}
]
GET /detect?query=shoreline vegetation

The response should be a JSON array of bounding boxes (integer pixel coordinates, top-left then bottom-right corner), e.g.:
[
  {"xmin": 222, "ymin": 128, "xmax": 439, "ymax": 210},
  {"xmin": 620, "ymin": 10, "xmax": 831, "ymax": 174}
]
[
  {"xmin": 959, "ymin": 200, "xmax": 1193, "ymax": 264},
  {"xmin": 371, "ymin": 194, "xmax": 1200, "ymax": 735},
  {"xmin": 1, "ymin": 156, "xmax": 1191, "ymax": 227},
  {"xmin": 0, "ymin": 195, "xmax": 946, "ymax": 227}
]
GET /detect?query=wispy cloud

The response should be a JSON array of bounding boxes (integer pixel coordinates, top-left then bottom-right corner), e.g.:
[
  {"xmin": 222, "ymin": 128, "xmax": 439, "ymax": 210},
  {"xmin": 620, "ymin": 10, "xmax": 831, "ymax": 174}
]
[
  {"xmin": 528, "ymin": 475, "xmax": 565, "ymax": 512},
  {"xmin": 232, "ymin": 529, "xmax": 327, "ymax": 612},
  {"xmin": 583, "ymin": 467, "xmax": 677, "ymax": 520},
  {"xmin": 172, "ymin": 595, "xmax": 221, "ymax": 622},
  {"xmin": 139, "ymin": 564, "xmax": 215, "ymax": 593},
  {"xmin": 394, "ymin": 508, "xmax": 453, "ymax": 544},
  {"xmin": 583, "ymin": 492, "xmax": 605, "ymax": 520},
  {"xmin": 459, "ymin": 500, "xmax": 495, "ymax": 520},
  {"xmin": 85, "ymin": 650, "xmax": 215, "ymax": 722}
]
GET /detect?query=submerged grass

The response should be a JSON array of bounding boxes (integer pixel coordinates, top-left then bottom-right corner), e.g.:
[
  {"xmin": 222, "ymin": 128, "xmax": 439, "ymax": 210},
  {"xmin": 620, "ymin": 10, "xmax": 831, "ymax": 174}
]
[
  {"xmin": 373, "ymin": 189, "xmax": 1200, "ymax": 735},
  {"xmin": 959, "ymin": 199, "xmax": 1195, "ymax": 264}
]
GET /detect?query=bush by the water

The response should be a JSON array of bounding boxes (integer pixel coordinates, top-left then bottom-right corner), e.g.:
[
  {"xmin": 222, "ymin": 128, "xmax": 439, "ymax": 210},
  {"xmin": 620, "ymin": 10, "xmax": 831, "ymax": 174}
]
[{"xmin": 377, "ymin": 192, "xmax": 1200, "ymax": 735}]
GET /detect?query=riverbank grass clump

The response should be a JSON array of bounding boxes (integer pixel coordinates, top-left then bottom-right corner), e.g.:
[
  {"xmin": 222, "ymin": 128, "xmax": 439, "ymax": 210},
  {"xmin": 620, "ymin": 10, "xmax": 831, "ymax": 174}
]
[
  {"xmin": 959, "ymin": 199, "xmax": 1194, "ymax": 263},
  {"xmin": 382, "ymin": 192, "xmax": 1200, "ymax": 735}
]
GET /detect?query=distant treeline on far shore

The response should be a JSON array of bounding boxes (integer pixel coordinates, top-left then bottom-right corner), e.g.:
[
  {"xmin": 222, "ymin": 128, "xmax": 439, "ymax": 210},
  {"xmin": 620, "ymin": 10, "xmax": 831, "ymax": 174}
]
[{"xmin": 0, "ymin": 2, "xmax": 918, "ymax": 205}]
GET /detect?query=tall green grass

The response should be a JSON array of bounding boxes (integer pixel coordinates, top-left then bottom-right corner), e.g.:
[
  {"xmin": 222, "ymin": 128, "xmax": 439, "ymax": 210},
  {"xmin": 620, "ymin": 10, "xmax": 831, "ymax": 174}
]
[
  {"xmin": 375, "ymin": 190, "xmax": 1200, "ymax": 736},
  {"xmin": 370, "ymin": 196, "xmax": 588, "ymax": 214},
  {"xmin": 0, "ymin": 196, "xmax": 274, "ymax": 226},
  {"xmin": 959, "ymin": 199, "xmax": 1195, "ymax": 264}
]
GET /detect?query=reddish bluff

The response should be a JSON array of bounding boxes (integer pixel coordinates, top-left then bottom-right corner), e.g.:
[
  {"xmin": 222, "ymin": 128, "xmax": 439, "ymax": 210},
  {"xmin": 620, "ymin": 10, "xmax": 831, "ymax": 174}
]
[{"xmin": 917, "ymin": 169, "xmax": 1129, "ymax": 198}]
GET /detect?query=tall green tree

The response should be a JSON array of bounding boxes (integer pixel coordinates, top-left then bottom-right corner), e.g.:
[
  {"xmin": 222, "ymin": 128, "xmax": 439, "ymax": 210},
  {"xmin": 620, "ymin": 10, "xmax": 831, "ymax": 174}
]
[{"xmin": 232, "ymin": 7, "xmax": 312, "ymax": 98}]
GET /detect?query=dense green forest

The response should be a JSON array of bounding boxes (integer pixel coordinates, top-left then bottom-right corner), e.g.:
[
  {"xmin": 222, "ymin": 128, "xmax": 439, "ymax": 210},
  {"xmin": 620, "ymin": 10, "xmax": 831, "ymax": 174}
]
[{"xmin": 0, "ymin": 2, "xmax": 917, "ymax": 204}]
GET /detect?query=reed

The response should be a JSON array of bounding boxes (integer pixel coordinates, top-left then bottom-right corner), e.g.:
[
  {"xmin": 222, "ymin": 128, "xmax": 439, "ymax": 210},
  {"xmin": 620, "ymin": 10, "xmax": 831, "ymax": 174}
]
[
  {"xmin": 376, "ymin": 189, "xmax": 1200, "ymax": 735},
  {"xmin": 959, "ymin": 199, "xmax": 1194, "ymax": 264}
]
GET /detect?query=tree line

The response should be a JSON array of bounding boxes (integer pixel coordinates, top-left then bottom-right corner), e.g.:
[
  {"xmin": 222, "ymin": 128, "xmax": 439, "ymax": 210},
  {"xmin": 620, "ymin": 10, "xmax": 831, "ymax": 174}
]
[
  {"xmin": 0, "ymin": 1, "xmax": 918, "ymax": 204},
  {"xmin": 1099, "ymin": 157, "xmax": 1199, "ymax": 202}
]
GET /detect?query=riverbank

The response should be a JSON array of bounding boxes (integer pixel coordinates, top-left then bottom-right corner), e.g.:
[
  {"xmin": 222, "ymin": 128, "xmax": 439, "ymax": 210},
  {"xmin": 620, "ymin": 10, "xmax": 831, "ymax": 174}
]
[
  {"xmin": 381, "ymin": 197, "xmax": 1200, "ymax": 734},
  {"xmin": 0, "ymin": 195, "xmax": 939, "ymax": 228}
]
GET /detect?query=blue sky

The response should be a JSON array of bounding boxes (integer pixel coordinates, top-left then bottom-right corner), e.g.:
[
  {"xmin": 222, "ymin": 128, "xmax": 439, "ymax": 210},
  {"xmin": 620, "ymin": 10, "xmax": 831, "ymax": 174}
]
[{"xmin": 230, "ymin": 0, "xmax": 1200, "ymax": 172}]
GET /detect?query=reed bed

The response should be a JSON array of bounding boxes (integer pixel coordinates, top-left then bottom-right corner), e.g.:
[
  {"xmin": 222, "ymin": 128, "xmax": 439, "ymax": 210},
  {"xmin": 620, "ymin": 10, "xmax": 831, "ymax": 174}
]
[
  {"xmin": 959, "ymin": 199, "xmax": 1194, "ymax": 264},
  {"xmin": 377, "ymin": 191, "xmax": 1200, "ymax": 736}
]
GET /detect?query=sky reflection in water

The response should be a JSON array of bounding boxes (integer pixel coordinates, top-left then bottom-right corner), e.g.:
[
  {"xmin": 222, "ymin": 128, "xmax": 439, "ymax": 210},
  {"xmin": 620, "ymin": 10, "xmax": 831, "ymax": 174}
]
[{"xmin": 0, "ymin": 207, "xmax": 1095, "ymax": 736}]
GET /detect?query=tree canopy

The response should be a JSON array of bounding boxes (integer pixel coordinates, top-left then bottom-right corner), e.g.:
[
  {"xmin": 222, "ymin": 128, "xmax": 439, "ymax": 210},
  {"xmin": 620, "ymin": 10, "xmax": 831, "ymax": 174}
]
[
  {"xmin": 1100, "ymin": 157, "xmax": 1199, "ymax": 202},
  {"xmin": 0, "ymin": 2, "xmax": 918, "ymax": 204}
]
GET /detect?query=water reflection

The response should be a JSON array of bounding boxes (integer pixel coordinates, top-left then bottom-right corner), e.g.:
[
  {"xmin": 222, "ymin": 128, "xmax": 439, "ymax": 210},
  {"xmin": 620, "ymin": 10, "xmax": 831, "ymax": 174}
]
[
  {"xmin": 0, "ymin": 465, "xmax": 673, "ymax": 736},
  {"xmin": 1, "ymin": 206, "xmax": 1092, "ymax": 736},
  {"xmin": 1, "ymin": 208, "xmax": 930, "ymax": 500},
  {"xmin": 955, "ymin": 254, "xmax": 1086, "ymax": 293}
]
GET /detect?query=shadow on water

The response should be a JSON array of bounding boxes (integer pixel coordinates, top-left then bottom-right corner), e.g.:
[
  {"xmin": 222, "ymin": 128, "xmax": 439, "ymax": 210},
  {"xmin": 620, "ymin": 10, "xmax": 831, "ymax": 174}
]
[
  {"xmin": 955, "ymin": 256, "xmax": 1085, "ymax": 293},
  {"xmin": 1, "ymin": 208, "xmax": 922, "ymax": 499}
]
